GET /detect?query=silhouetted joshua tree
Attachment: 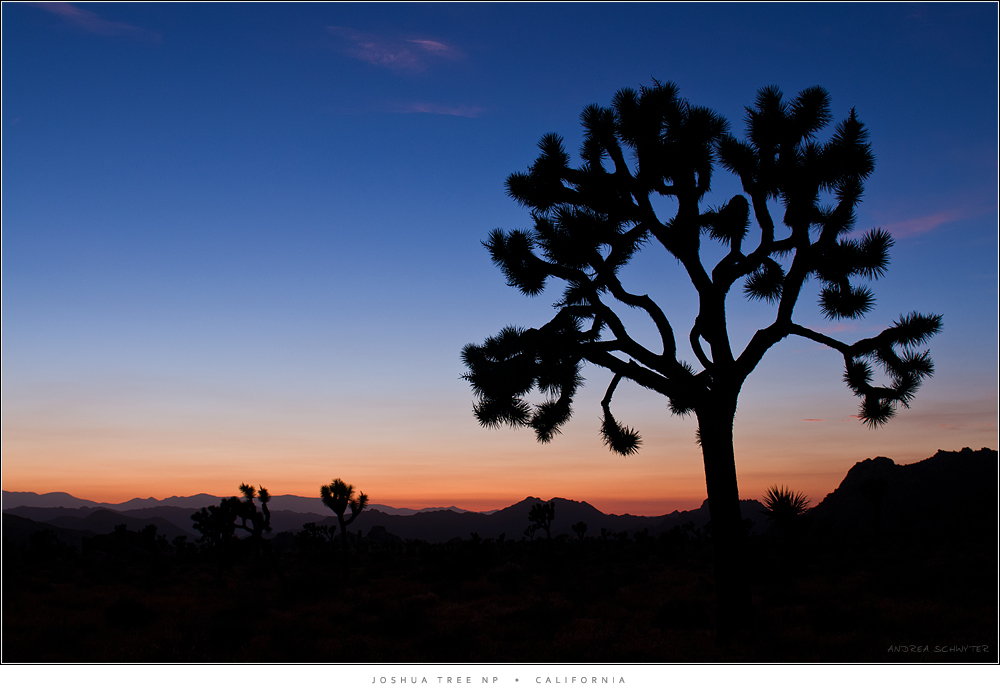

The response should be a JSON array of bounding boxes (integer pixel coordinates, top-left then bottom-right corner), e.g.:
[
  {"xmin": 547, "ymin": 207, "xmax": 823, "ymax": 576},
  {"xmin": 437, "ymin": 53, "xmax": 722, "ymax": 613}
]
[
  {"xmin": 192, "ymin": 497, "xmax": 240, "ymax": 551},
  {"xmin": 191, "ymin": 484, "xmax": 272, "ymax": 558},
  {"xmin": 572, "ymin": 521, "xmax": 588, "ymax": 540},
  {"xmin": 235, "ymin": 483, "xmax": 272, "ymax": 557},
  {"xmin": 528, "ymin": 500, "xmax": 556, "ymax": 539},
  {"xmin": 320, "ymin": 478, "xmax": 369, "ymax": 556},
  {"xmin": 298, "ymin": 521, "xmax": 337, "ymax": 553},
  {"xmin": 462, "ymin": 80, "xmax": 941, "ymax": 636}
]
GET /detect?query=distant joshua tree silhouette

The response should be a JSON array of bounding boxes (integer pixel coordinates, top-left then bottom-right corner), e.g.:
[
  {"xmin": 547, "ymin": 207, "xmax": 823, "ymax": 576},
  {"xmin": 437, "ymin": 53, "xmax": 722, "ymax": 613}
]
[
  {"xmin": 299, "ymin": 521, "xmax": 337, "ymax": 553},
  {"xmin": 235, "ymin": 483, "xmax": 272, "ymax": 557},
  {"xmin": 191, "ymin": 484, "xmax": 272, "ymax": 559},
  {"xmin": 462, "ymin": 80, "xmax": 942, "ymax": 636},
  {"xmin": 572, "ymin": 521, "xmax": 588, "ymax": 541},
  {"xmin": 528, "ymin": 500, "xmax": 555, "ymax": 539},
  {"xmin": 192, "ymin": 497, "xmax": 240, "ymax": 551},
  {"xmin": 320, "ymin": 478, "xmax": 369, "ymax": 556}
]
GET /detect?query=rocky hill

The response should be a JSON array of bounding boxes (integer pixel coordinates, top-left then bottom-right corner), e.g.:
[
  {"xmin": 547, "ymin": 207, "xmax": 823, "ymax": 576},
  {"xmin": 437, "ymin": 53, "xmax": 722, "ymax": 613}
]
[{"xmin": 807, "ymin": 447, "xmax": 997, "ymax": 542}]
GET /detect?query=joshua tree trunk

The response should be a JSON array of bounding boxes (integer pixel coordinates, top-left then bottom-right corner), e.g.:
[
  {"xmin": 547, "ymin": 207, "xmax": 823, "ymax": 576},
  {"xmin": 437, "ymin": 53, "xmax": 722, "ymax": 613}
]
[
  {"xmin": 337, "ymin": 513, "xmax": 349, "ymax": 555},
  {"xmin": 697, "ymin": 397, "xmax": 752, "ymax": 640}
]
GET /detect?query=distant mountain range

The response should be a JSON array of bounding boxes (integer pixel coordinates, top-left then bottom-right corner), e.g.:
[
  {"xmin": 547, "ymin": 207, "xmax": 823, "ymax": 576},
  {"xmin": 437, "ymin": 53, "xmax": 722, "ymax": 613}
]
[
  {"xmin": 4, "ymin": 448, "xmax": 995, "ymax": 548},
  {"xmin": 0, "ymin": 490, "xmax": 480, "ymax": 517},
  {"xmin": 2, "ymin": 494, "xmax": 765, "ymax": 546}
]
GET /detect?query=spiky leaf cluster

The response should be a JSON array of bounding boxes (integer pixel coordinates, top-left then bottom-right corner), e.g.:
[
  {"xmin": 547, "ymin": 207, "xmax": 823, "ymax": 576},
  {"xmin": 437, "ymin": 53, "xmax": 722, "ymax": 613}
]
[
  {"xmin": 718, "ymin": 86, "xmax": 872, "ymax": 223},
  {"xmin": 743, "ymin": 258, "xmax": 785, "ymax": 303},
  {"xmin": 600, "ymin": 407, "xmax": 642, "ymax": 456},
  {"xmin": 462, "ymin": 314, "xmax": 584, "ymax": 443},
  {"xmin": 814, "ymin": 228, "xmax": 893, "ymax": 319},
  {"xmin": 843, "ymin": 312, "xmax": 942, "ymax": 427},
  {"xmin": 701, "ymin": 195, "xmax": 751, "ymax": 246},
  {"xmin": 762, "ymin": 485, "xmax": 810, "ymax": 524},
  {"xmin": 717, "ymin": 86, "xmax": 882, "ymax": 317}
]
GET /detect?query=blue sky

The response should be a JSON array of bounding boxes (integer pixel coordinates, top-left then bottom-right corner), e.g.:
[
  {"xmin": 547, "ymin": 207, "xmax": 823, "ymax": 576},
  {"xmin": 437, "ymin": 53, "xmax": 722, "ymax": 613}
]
[{"xmin": 2, "ymin": 3, "xmax": 996, "ymax": 512}]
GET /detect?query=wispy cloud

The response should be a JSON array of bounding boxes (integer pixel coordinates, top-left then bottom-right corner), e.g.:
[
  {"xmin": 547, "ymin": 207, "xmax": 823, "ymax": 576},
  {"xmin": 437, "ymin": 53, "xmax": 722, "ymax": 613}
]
[
  {"xmin": 401, "ymin": 103, "xmax": 485, "ymax": 118},
  {"xmin": 328, "ymin": 26, "xmax": 461, "ymax": 70},
  {"xmin": 407, "ymin": 39, "xmax": 454, "ymax": 56},
  {"xmin": 801, "ymin": 418, "xmax": 824, "ymax": 422},
  {"xmin": 32, "ymin": 2, "xmax": 161, "ymax": 42},
  {"xmin": 875, "ymin": 198, "xmax": 996, "ymax": 240},
  {"xmin": 886, "ymin": 208, "xmax": 971, "ymax": 238}
]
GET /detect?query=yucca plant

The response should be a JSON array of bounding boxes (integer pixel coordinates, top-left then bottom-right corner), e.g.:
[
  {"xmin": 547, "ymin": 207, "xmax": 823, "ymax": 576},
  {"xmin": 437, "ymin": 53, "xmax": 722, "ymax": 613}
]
[{"xmin": 762, "ymin": 485, "xmax": 810, "ymax": 525}]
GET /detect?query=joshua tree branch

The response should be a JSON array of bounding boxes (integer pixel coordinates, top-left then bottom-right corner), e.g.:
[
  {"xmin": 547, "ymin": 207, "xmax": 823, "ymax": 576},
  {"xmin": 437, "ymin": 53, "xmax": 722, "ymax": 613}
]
[
  {"xmin": 601, "ymin": 372, "xmax": 625, "ymax": 409},
  {"xmin": 690, "ymin": 321, "xmax": 713, "ymax": 371},
  {"xmin": 580, "ymin": 292, "xmax": 670, "ymax": 376},
  {"xmin": 579, "ymin": 345, "xmax": 674, "ymax": 396},
  {"xmin": 788, "ymin": 323, "xmax": 850, "ymax": 352},
  {"xmin": 604, "ymin": 276, "xmax": 678, "ymax": 360}
]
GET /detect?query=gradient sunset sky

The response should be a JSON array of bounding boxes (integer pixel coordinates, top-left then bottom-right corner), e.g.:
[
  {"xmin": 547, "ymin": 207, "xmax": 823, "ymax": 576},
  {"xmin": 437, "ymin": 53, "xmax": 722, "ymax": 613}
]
[{"xmin": 3, "ymin": 3, "xmax": 996, "ymax": 515}]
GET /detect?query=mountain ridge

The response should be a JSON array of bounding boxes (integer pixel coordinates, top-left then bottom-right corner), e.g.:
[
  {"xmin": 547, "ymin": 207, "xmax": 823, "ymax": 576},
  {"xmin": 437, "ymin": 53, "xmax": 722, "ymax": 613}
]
[
  {"xmin": 0, "ymin": 490, "xmax": 487, "ymax": 517},
  {"xmin": 4, "ymin": 448, "xmax": 995, "ymax": 545}
]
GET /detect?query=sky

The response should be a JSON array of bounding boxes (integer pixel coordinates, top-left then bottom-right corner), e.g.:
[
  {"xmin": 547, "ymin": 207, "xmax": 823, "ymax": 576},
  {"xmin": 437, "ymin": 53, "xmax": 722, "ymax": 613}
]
[{"xmin": 2, "ymin": 2, "xmax": 997, "ymax": 515}]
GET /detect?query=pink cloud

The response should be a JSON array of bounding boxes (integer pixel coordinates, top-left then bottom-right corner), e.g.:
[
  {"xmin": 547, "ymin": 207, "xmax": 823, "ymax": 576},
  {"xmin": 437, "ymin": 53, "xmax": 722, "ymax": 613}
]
[
  {"xmin": 874, "ymin": 196, "xmax": 996, "ymax": 240},
  {"xmin": 328, "ymin": 26, "xmax": 461, "ymax": 70},
  {"xmin": 402, "ymin": 103, "xmax": 485, "ymax": 118},
  {"xmin": 801, "ymin": 419, "xmax": 824, "ymax": 422},
  {"xmin": 32, "ymin": 2, "xmax": 160, "ymax": 41},
  {"xmin": 887, "ymin": 208, "xmax": 969, "ymax": 238},
  {"xmin": 406, "ymin": 39, "xmax": 457, "ymax": 57}
]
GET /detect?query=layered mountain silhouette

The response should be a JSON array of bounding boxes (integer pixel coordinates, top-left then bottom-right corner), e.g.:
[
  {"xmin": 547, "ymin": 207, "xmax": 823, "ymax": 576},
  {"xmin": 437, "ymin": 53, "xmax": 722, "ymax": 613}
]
[
  {"xmin": 3, "ymin": 495, "xmax": 762, "ymax": 545},
  {"xmin": 2, "ymin": 507, "xmax": 193, "ymax": 547},
  {"xmin": 4, "ymin": 448, "xmax": 995, "ymax": 547},
  {"xmin": 2, "ymin": 505, "xmax": 328, "ymax": 542},
  {"xmin": 344, "ymin": 496, "xmax": 769, "ymax": 544},
  {"xmin": 806, "ymin": 447, "xmax": 997, "ymax": 542},
  {"xmin": 1, "ymin": 491, "xmax": 479, "ymax": 517}
]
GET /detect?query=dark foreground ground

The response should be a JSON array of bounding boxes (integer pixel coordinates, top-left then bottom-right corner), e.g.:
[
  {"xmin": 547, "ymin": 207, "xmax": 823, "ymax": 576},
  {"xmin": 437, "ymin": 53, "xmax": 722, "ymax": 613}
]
[{"xmin": 2, "ymin": 524, "xmax": 996, "ymax": 663}]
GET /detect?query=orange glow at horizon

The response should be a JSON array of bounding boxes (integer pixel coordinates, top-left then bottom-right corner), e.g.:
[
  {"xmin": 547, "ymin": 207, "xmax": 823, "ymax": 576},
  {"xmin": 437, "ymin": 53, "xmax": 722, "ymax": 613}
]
[
  {"xmin": 4, "ymin": 399, "xmax": 994, "ymax": 515},
  {"xmin": 3, "ymin": 360, "xmax": 994, "ymax": 516}
]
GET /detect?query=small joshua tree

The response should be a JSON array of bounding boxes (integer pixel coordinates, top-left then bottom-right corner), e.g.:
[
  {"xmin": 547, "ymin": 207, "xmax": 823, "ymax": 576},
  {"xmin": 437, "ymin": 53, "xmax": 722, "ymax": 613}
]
[
  {"xmin": 298, "ymin": 522, "xmax": 337, "ymax": 552},
  {"xmin": 320, "ymin": 478, "xmax": 369, "ymax": 555},
  {"xmin": 192, "ymin": 485, "xmax": 273, "ymax": 559},
  {"xmin": 528, "ymin": 500, "xmax": 556, "ymax": 539},
  {"xmin": 572, "ymin": 521, "xmax": 588, "ymax": 541},
  {"xmin": 192, "ymin": 497, "xmax": 240, "ymax": 551},
  {"xmin": 235, "ymin": 483, "xmax": 272, "ymax": 557}
]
